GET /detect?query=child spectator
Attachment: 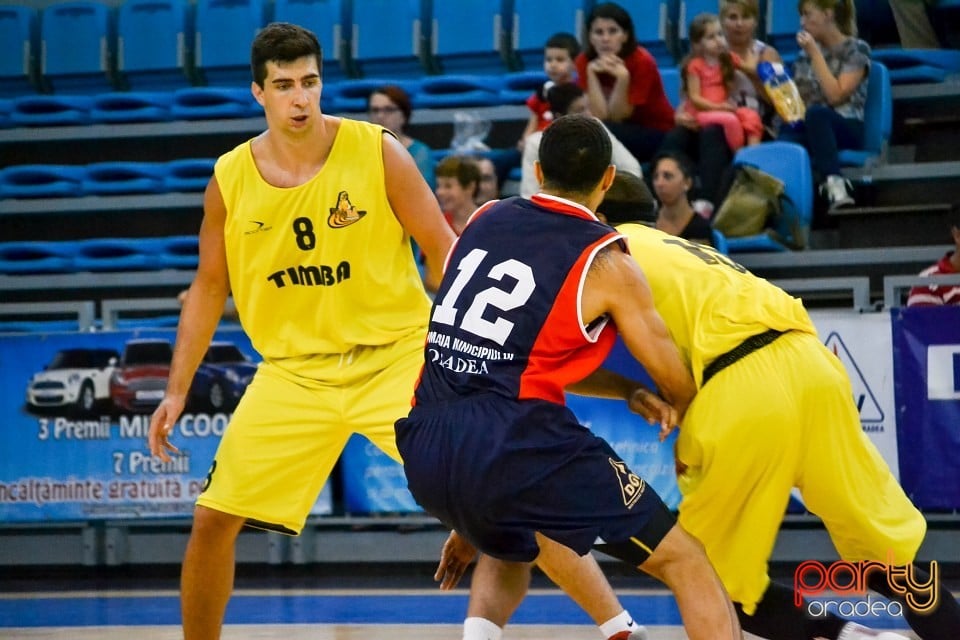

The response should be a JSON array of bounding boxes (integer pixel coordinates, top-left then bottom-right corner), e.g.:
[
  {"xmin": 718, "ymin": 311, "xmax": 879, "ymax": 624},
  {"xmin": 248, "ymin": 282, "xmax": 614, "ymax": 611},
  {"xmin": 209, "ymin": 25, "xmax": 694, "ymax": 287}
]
[
  {"xmin": 682, "ymin": 13, "xmax": 763, "ymax": 151},
  {"xmin": 434, "ymin": 155, "xmax": 481, "ymax": 235},
  {"xmin": 517, "ymin": 32, "xmax": 580, "ymax": 150},
  {"xmin": 520, "ymin": 82, "xmax": 642, "ymax": 198},
  {"xmin": 907, "ymin": 207, "xmax": 960, "ymax": 307}
]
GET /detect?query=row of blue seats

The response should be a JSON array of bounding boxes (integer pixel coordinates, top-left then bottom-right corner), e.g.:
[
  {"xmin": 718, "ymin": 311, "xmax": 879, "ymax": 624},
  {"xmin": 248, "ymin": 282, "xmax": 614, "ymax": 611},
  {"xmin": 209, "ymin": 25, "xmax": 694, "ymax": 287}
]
[
  {"xmin": 0, "ymin": 72, "xmax": 556, "ymax": 128},
  {"xmin": 0, "ymin": 0, "xmax": 755, "ymax": 97},
  {"xmin": 0, "ymin": 236, "xmax": 199, "ymax": 275},
  {"xmin": 0, "ymin": 159, "xmax": 214, "ymax": 199},
  {"xmin": 2, "ymin": 0, "xmax": 958, "ymax": 103}
]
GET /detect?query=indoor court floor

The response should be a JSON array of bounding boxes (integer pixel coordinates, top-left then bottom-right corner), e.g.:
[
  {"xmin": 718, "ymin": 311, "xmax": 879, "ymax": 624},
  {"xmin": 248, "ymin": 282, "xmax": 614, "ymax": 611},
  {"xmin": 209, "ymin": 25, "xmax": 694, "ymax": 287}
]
[{"xmin": 0, "ymin": 580, "xmax": 918, "ymax": 640}]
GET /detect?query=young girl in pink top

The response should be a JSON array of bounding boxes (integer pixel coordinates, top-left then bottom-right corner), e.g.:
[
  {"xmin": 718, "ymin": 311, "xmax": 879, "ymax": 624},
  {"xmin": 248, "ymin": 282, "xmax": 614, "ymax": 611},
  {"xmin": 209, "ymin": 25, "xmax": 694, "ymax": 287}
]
[{"xmin": 682, "ymin": 13, "xmax": 763, "ymax": 150}]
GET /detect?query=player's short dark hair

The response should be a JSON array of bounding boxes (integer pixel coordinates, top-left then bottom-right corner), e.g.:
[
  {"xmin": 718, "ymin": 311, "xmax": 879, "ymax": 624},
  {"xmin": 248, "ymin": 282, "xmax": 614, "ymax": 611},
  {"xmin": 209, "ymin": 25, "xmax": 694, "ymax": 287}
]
[
  {"xmin": 545, "ymin": 32, "xmax": 580, "ymax": 59},
  {"xmin": 251, "ymin": 22, "xmax": 323, "ymax": 88},
  {"xmin": 546, "ymin": 82, "xmax": 585, "ymax": 116},
  {"xmin": 539, "ymin": 115, "xmax": 612, "ymax": 195},
  {"xmin": 599, "ymin": 172, "xmax": 657, "ymax": 225},
  {"xmin": 950, "ymin": 202, "xmax": 960, "ymax": 229}
]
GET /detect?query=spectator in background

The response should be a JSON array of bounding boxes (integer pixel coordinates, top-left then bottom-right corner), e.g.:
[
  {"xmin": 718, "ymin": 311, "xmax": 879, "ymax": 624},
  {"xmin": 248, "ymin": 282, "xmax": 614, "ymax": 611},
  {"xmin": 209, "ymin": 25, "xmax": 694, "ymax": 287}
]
[
  {"xmin": 517, "ymin": 32, "xmax": 581, "ymax": 150},
  {"xmin": 474, "ymin": 156, "xmax": 501, "ymax": 204},
  {"xmin": 435, "ymin": 155, "xmax": 481, "ymax": 235},
  {"xmin": 681, "ymin": 13, "xmax": 763, "ymax": 151},
  {"xmin": 888, "ymin": 0, "xmax": 941, "ymax": 48},
  {"xmin": 368, "ymin": 85, "xmax": 435, "ymax": 187},
  {"xmin": 779, "ymin": 0, "xmax": 870, "ymax": 219},
  {"xmin": 520, "ymin": 82, "xmax": 642, "ymax": 199},
  {"xmin": 907, "ymin": 207, "xmax": 960, "ymax": 306},
  {"xmin": 576, "ymin": 2, "xmax": 675, "ymax": 162},
  {"xmin": 661, "ymin": 0, "xmax": 781, "ymax": 208},
  {"xmin": 650, "ymin": 150, "xmax": 714, "ymax": 246}
]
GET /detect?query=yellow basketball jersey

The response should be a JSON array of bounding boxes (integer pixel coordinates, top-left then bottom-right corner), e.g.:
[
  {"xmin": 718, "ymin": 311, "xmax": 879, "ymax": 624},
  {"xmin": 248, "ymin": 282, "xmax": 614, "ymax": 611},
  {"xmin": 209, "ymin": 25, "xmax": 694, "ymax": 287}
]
[
  {"xmin": 217, "ymin": 119, "xmax": 432, "ymax": 365},
  {"xmin": 616, "ymin": 223, "xmax": 817, "ymax": 387}
]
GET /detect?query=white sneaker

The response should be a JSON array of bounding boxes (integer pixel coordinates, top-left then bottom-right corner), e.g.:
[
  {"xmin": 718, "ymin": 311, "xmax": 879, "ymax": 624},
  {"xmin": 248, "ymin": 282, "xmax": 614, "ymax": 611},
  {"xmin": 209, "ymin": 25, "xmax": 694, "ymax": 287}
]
[
  {"xmin": 836, "ymin": 621, "xmax": 911, "ymax": 640},
  {"xmin": 607, "ymin": 626, "xmax": 650, "ymax": 640},
  {"xmin": 822, "ymin": 174, "xmax": 855, "ymax": 210}
]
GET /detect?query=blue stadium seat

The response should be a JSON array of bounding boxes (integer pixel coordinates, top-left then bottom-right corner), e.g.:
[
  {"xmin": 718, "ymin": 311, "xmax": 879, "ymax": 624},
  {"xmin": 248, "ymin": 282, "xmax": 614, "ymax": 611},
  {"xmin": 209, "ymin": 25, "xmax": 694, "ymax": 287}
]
[
  {"xmin": 73, "ymin": 237, "xmax": 162, "ymax": 272},
  {"xmin": 0, "ymin": 98, "xmax": 11, "ymax": 128},
  {"xmin": 163, "ymin": 158, "xmax": 216, "ymax": 192},
  {"xmin": 871, "ymin": 49, "xmax": 960, "ymax": 85},
  {"xmin": 428, "ymin": 0, "xmax": 509, "ymax": 75},
  {"xmin": 117, "ymin": 0, "xmax": 194, "ymax": 90},
  {"xmin": 725, "ymin": 141, "xmax": 813, "ymax": 253},
  {"xmin": 659, "ymin": 66, "xmax": 681, "ymax": 108},
  {"xmin": 510, "ymin": 0, "xmax": 584, "ymax": 71},
  {"xmin": 40, "ymin": 1, "xmax": 116, "ymax": 94},
  {"xmin": 0, "ymin": 165, "xmax": 86, "ymax": 199},
  {"xmin": 195, "ymin": 0, "xmax": 265, "ymax": 86},
  {"xmin": 273, "ymin": 0, "xmax": 347, "ymax": 81},
  {"xmin": 414, "ymin": 75, "xmax": 503, "ymax": 109},
  {"xmin": 90, "ymin": 91, "xmax": 174, "ymax": 123},
  {"xmin": 711, "ymin": 228, "xmax": 729, "ymax": 255},
  {"xmin": 157, "ymin": 235, "xmax": 199, "ymax": 269},
  {"xmin": 764, "ymin": 0, "xmax": 800, "ymax": 67},
  {"xmin": 171, "ymin": 86, "xmax": 260, "ymax": 120},
  {"xmin": 677, "ymin": 0, "xmax": 718, "ymax": 58},
  {"xmin": 0, "ymin": 240, "xmax": 79, "ymax": 274},
  {"xmin": 838, "ymin": 60, "xmax": 891, "ymax": 169},
  {"xmin": 324, "ymin": 77, "xmax": 421, "ymax": 113},
  {"xmin": 9, "ymin": 94, "xmax": 93, "ymax": 127},
  {"xmin": 622, "ymin": 0, "xmax": 676, "ymax": 67},
  {"xmin": 82, "ymin": 162, "xmax": 170, "ymax": 195},
  {"xmin": 0, "ymin": 5, "xmax": 38, "ymax": 97},
  {"xmin": 349, "ymin": 0, "xmax": 425, "ymax": 79},
  {"xmin": 497, "ymin": 70, "xmax": 548, "ymax": 105}
]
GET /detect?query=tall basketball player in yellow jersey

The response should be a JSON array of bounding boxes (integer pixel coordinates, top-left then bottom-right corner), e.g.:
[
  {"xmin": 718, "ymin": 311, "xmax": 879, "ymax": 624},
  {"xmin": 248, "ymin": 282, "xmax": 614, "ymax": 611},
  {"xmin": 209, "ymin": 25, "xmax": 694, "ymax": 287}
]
[{"xmin": 144, "ymin": 22, "xmax": 456, "ymax": 640}]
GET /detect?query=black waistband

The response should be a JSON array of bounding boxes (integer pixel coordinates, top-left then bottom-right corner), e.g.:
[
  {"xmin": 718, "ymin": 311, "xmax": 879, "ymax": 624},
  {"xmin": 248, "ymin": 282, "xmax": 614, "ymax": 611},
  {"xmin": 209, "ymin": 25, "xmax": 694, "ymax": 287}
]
[{"xmin": 701, "ymin": 329, "xmax": 785, "ymax": 386}]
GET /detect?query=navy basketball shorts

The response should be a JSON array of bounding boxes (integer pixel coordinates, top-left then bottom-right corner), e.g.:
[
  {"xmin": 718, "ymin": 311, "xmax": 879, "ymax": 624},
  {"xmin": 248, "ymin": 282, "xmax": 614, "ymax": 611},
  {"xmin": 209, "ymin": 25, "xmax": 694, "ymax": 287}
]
[{"xmin": 396, "ymin": 394, "xmax": 675, "ymax": 563}]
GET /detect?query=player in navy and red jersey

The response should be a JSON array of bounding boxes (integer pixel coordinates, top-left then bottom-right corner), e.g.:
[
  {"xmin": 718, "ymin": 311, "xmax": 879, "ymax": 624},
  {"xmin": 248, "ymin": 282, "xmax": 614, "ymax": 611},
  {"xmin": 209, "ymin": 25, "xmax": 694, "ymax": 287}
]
[{"xmin": 396, "ymin": 114, "xmax": 740, "ymax": 640}]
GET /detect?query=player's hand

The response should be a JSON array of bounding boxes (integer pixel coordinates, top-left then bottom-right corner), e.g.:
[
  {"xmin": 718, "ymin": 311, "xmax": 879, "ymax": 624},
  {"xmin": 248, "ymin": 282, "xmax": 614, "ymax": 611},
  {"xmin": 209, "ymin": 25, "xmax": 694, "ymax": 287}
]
[
  {"xmin": 627, "ymin": 387, "xmax": 679, "ymax": 442},
  {"xmin": 148, "ymin": 396, "xmax": 185, "ymax": 462},
  {"xmin": 435, "ymin": 530, "xmax": 477, "ymax": 590}
]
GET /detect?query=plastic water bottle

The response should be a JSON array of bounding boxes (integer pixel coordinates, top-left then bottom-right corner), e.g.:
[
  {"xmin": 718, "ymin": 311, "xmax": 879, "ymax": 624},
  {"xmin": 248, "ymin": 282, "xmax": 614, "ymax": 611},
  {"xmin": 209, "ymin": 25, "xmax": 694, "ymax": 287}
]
[{"xmin": 757, "ymin": 61, "xmax": 805, "ymax": 127}]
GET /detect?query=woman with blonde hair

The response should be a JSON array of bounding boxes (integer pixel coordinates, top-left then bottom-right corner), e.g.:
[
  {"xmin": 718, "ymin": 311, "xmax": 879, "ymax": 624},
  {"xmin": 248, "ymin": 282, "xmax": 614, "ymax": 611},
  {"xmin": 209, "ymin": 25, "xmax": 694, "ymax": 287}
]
[{"xmin": 779, "ymin": 0, "xmax": 870, "ymax": 220}]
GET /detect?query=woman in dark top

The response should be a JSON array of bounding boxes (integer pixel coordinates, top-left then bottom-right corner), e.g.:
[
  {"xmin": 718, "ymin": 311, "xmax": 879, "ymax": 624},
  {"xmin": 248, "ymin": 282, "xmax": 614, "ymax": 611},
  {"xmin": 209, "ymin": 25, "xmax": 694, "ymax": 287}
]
[{"xmin": 651, "ymin": 150, "xmax": 713, "ymax": 246}]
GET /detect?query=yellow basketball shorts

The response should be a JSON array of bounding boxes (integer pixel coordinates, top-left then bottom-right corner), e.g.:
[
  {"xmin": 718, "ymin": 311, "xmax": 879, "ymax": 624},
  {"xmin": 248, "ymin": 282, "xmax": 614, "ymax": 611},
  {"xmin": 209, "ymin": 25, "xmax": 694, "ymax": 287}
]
[
  {"xmin": 675, "ymin": 330, "xmax": 926, "ymax": 614},
  {"xmin": 195, "ymin": 331, "xmax": 425, "ymax": 534}
]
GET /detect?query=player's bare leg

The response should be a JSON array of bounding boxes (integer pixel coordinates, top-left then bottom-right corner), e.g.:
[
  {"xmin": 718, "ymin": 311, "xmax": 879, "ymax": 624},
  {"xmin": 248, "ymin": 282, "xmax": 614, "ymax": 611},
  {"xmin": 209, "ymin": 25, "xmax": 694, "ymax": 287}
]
[
  {"xmin": 181, "ymin": 505, "xmax": 247, "ymax": 640},
  {"xmin": 639, "ymin": 524, "xmax": 742, "ymax": 640}
]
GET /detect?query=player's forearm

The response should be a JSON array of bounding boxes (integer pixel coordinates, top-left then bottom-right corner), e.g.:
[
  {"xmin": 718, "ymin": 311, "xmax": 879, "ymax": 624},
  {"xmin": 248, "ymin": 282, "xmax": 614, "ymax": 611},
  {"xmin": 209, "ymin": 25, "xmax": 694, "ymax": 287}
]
[{"xmin": 567, "ymin": 368, "xmax": 645, "ymax": 400}]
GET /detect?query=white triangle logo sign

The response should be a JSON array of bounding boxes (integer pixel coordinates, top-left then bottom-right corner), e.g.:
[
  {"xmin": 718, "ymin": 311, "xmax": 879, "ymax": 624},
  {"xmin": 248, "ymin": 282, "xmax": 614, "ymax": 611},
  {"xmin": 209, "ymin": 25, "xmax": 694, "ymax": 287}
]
[{"xmin": 824, "ymin": 331, "xmax": 884, "ymax": 423}]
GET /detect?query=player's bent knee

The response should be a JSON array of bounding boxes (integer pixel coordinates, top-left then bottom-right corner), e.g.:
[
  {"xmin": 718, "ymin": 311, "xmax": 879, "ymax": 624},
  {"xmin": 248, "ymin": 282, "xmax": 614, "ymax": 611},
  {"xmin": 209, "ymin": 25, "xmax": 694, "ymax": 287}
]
[{"xmin": 593, "ymin": 501, "xmax": 677, "ymax": 568}]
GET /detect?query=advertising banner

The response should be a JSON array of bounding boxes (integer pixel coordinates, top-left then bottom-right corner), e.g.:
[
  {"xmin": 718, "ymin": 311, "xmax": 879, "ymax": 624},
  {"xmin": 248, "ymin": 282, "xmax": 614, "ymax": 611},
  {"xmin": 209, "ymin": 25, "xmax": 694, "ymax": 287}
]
[
  {"xmin": 808, "ymin": 310, "xmax": 900, "ymax": 477},
  {"xmin": 0, "ymin": 328, "xmax": 331, "ymax": 523},
  {"xmin": 891, "ymin": 306, "xmax": 960, "ymax": 510}
]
